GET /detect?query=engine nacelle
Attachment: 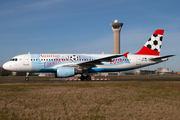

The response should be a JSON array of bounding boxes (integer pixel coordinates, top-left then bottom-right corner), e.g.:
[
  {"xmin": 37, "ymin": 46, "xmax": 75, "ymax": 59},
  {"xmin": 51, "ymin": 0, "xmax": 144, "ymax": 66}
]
[{"xmin": 56, "ymin": 67, "xmax": 75, "ymax": 78}]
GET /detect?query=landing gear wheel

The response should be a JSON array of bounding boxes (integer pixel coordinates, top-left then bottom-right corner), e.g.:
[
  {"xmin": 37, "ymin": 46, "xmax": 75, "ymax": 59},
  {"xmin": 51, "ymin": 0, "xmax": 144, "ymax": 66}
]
[
  {"xmin": 86, "ymin": 75, "xmax": 91, "ymax": 81},
  {"xmin": 80, "ymin": 75, "xmax": 85, "ymax": 81},
  {"xmin": 25, "ymin": 77, "xmax": 29, "ymax": 81}
]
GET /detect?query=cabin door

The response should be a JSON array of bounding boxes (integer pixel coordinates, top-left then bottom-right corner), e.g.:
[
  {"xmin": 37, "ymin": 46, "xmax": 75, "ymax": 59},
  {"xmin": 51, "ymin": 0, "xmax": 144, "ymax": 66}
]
[{"xmin": 23, "ymin": 55, "xmax": 29, "ymax": 65}]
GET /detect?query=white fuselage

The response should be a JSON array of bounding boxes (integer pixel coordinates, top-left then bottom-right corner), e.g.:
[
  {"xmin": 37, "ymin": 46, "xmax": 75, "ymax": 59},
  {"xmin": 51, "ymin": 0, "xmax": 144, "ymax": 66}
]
[{"xmin": 3, "ymin": 53, "xmax": 163, "ymax": 73}]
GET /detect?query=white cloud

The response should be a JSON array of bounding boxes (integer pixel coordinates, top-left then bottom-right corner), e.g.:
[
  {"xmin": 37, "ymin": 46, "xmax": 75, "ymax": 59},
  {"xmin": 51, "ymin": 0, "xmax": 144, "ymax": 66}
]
[{"xmin": 22, "ymin": 0, "xmax": 66, "ymax": 11}]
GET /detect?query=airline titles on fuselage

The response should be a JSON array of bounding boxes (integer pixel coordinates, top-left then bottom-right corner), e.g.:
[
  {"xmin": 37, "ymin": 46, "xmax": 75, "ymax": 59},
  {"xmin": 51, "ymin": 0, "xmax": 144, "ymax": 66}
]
[
  {"xmin": 33, "ymin": 54, "xmax": 128, "ymax": 68},
  {"xmin": 39, "ymin": 55, "xmax": 96, "ymax": 68}
]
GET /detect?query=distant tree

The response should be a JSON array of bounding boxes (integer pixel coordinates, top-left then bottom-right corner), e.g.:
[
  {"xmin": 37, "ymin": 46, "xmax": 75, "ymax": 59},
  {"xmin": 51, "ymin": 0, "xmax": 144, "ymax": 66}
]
[
  {"xmin": 16, "ymin": 72, "xmax": 26, "ymax": 76},
  {"xmin": 1, "ymin": 67, "xmax": 44, "ymax": 76},
  {"xmin": 0, "ymin": 67, "xmax": 2, "ymax": 76},
  {"xmin": 2, "ymin": 68, "xmax": 11, "ymax": 76}
]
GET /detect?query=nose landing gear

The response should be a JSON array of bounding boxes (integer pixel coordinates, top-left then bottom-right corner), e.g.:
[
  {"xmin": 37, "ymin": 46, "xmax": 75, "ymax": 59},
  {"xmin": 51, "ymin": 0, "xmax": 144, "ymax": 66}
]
[{"xmin": 25, "ymin": 72, "xmax": 29, "ymax": 81}]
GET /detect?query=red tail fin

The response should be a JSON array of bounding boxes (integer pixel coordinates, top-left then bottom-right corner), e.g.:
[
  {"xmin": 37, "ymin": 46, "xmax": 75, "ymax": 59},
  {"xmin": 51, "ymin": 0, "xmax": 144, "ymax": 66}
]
[{"xmin": 135, "ymin": 29, "xmax": 164, "ymax": 56}]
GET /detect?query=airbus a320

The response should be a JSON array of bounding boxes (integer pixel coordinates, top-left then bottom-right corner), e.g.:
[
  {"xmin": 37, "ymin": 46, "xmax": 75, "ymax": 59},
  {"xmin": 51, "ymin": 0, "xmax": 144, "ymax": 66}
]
[{"xmin": 3, "ymin": 29, "xmax": 174, "ymax": 81}]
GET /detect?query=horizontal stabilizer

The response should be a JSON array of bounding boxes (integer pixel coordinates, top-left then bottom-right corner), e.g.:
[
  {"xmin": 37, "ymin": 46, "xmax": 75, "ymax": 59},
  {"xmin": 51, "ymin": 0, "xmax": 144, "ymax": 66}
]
[{"xmin": 150, "ymin": 55, "xmax": 175, "ymax": 61}]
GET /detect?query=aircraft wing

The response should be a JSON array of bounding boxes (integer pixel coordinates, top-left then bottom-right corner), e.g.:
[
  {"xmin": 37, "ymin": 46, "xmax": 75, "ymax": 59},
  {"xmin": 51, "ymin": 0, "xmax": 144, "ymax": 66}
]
[
  {"xmin": 150, "ymin": 55, "xmax": 175, "ymax": 61},
  {"xmin": 77, "ymin": 52, "xmax": 129, "ymax": 67}
]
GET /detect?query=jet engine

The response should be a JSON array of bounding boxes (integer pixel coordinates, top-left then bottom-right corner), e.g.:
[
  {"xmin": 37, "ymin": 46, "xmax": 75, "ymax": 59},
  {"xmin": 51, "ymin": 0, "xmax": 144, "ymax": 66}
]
[{"xmin": 56, "ymin": 67, "xmax": 75, "ymax": 78}]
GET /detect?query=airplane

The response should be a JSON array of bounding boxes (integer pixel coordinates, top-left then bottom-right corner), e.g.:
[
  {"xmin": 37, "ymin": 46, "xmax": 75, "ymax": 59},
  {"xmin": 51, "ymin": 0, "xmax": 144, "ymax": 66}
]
[{"xmin": 3, "ymin": 29, "xmax": 174, "ymax": 81}]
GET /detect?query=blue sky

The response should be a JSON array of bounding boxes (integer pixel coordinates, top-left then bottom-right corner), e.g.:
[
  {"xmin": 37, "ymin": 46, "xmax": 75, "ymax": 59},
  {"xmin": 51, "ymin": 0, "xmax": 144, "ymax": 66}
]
[{"xmin": 0, "ymin": 0, "xmax": 180, "ymax": 71}]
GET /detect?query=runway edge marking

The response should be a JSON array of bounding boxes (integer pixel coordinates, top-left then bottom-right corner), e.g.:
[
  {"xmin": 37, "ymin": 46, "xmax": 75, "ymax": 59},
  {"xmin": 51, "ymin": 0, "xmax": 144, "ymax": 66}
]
[{"xmin": 49, "ymin": 78, "xmax": 110, "ymax": 81}]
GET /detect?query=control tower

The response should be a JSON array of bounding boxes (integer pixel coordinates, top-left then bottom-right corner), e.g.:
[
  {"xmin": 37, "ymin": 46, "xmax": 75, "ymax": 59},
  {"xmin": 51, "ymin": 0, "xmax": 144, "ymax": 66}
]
[{"xmin": 110, "ymin": 20, "xmax": 123, "ymax": 54}]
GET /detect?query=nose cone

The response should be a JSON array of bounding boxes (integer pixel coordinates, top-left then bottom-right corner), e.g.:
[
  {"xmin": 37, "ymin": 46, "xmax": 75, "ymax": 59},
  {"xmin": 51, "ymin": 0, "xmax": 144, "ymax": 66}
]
[
  {"xmin": 3, "ymin": 62, "xmax": 12, "ymax": 71},
  {"xmin": 3, "ymin": 62, "xmax": 8, "ymax": 70}
]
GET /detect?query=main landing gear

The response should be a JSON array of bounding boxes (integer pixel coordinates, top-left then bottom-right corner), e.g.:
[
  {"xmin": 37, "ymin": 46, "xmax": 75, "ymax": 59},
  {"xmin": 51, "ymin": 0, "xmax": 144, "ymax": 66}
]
[
  {"xmin": 80, "ymin": 74, "xmax": 91, "ymax": 81},
  {"xmin": 25, "ymin": 72, "xmax": 29, "ymax": 81}
]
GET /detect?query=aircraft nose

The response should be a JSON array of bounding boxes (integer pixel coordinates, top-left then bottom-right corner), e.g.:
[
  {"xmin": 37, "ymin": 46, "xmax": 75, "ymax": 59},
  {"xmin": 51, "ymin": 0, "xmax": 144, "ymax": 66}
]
[{"xmin": 3, "ymin": 62, "xmax": 11, "ymax": 71}]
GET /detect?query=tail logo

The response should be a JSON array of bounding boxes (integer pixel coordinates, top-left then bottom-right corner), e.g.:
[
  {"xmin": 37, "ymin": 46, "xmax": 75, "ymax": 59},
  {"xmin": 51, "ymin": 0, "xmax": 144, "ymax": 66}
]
[
  {"xmin": 135, "ymin": 29, "xmax": 164, "ymax": 56},
  {"xmin": 144, "ymin": 34, "xmax": 163, "ymax": 52}
]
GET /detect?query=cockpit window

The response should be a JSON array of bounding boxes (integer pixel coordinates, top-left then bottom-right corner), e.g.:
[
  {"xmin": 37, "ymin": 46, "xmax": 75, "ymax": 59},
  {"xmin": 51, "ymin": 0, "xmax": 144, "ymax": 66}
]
[{"xmin": 10, "ymin": 58, "xmax": 18, "ymax": 61}]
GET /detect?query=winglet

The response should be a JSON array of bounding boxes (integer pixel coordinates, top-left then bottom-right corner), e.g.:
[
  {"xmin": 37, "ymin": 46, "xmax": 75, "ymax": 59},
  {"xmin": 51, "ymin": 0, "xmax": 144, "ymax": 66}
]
[{"xmin": 123, "ymin": 52, "xmax": 129, "ymax": 58}]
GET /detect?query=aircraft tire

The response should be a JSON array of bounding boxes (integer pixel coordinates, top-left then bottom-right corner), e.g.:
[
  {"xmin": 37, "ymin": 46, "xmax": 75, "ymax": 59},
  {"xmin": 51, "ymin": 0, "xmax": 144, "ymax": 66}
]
[
  {"xmin": 25, "ymin": 77, "xmax": 29, "ymax": 81},
  {"xmin": 80, "ymin": 75, "xmax": 85, "ymax": 81},
  {"xmin": 86, "ymin": 75, "xmax": 91, "ymax": 81}
]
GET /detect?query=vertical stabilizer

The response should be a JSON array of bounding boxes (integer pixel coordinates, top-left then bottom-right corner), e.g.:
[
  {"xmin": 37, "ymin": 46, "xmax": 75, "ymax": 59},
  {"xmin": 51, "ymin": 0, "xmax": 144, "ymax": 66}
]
[{"xmin": 135, "ymin": 29, "xmax": 164, "ymax": 56}]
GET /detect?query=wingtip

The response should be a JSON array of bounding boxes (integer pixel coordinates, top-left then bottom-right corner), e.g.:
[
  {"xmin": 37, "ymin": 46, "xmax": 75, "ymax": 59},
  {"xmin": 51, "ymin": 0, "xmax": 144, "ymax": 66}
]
[{"xmin": 123, "ymin": 52, "xmax": 129, "ymax": 58}]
